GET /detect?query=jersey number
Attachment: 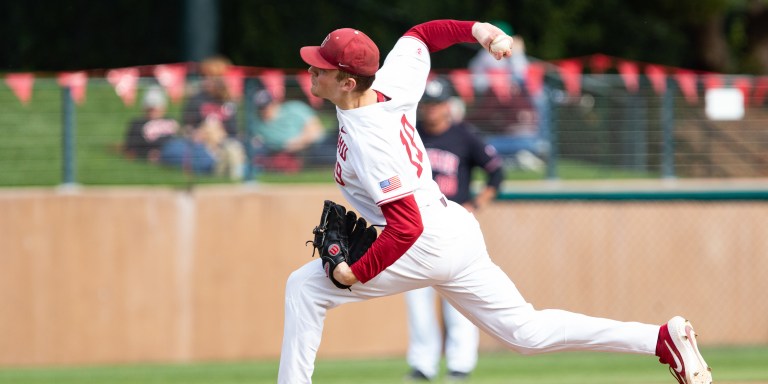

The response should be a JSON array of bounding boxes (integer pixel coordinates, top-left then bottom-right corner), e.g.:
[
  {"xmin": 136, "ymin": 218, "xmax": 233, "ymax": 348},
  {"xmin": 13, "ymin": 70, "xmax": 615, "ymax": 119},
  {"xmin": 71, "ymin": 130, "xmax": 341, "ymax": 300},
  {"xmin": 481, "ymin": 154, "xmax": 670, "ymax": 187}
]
[{"xmin": 399, "ymin": 115, "xmax": 424, "ymax": 177}]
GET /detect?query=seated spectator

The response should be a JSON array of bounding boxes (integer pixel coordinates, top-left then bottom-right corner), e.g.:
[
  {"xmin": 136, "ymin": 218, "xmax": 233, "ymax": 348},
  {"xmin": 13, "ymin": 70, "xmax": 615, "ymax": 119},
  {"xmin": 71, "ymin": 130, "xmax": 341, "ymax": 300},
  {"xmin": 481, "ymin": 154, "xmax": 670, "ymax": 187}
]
[
  {"xmin": 248, "ymin": 87, "xmax": 325, "ymax": 172},
  {"xmin": 123, "ymin": 86, "xmax": 179, "ymax": 163},
  {"xmin": 179, "ymin": 55, "xmax": 246, "ymax": 180},
  {"xmin": 466, "ymin": 22, "xmax": 547, "ymax": 171},
  {"xmin": 182, "ymin": 55, "xmax": 239, "ymax": 137},
  {"xmin": 158, "ymin": 129, "xmax": 217, "ymax": 175}
]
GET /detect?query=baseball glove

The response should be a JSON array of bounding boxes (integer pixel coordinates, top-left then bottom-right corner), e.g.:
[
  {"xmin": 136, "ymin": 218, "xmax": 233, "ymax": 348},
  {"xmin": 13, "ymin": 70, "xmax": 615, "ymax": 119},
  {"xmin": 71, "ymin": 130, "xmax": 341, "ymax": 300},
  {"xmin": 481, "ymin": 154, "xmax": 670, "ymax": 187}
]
[{"xmin": 308, "ymin": 200, "xmax": 377, "ymax": 289}]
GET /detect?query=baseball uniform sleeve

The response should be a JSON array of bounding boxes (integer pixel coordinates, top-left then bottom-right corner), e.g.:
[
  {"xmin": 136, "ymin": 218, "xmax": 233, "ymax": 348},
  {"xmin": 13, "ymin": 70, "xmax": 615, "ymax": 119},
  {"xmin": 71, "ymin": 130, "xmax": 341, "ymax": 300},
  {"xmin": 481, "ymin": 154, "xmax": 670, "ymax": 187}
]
[
  {"xmin": 463, "ymin": 124, "xmax": 504, "ymax": 190},
  {"xmin": 350, "ymin": 194, "xmax": 424, "ymax": 283},
  {"xmin": 403, "ymin": 20, "xmax": 477, "ymax": 53}
]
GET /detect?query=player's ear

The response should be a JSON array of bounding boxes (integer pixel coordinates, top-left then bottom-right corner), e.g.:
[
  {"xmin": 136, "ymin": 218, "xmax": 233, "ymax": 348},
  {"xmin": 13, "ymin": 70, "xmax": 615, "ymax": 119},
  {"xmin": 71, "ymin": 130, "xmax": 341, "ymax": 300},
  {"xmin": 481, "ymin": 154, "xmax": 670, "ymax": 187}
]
[{"xmin": 340, "ymin": 77, "xmax": 357, "ymax": 92}]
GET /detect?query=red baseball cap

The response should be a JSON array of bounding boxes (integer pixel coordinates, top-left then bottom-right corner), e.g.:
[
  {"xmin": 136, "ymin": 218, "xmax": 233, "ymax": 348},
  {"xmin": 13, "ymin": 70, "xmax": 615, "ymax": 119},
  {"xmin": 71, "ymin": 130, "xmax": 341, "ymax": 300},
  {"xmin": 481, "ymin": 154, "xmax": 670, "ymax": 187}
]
[{"xmin": 300, "ymin": 28, "xmax": 380, "ymax": 77}]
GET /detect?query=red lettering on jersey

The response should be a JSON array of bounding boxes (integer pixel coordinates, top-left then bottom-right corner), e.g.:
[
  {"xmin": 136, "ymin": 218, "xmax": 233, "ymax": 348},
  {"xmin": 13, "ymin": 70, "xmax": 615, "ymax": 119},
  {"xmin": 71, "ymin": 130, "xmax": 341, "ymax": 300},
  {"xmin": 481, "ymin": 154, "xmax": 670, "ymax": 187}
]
[
  {"xmin": 337, "ymin": 134, "xmax": 348, "ymax": 161},
  {"xmin": 399, "ymin": 114, "xmax": 424, "ymax": 177},
  {"xmin": 334, "ymin": 161, "xmax": 345, "ymax": 186}
]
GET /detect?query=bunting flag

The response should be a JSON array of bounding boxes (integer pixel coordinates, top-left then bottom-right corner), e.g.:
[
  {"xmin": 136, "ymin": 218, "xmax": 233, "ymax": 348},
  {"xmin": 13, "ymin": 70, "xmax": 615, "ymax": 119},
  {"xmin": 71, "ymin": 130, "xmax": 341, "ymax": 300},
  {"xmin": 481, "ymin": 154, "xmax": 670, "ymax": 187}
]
[
  {"xmin": 448, "ymin": 69, "xmax": 474, "ymax": 103},
  {"xmin": 487, "ymin": 68, "xmax": 513, "ymax": 103},
  {"xmin": 617, "ymin": 61, "xmax": 639, "ymax": 93},
  {"xmin": 703, "ymin": 74, "xmax": 723, "ymax": 91},
  {"xmin": 752, "ymin": 76, "xmax": 768, "ymax": 106},
  {"xmin": 557, "ymin": 59, "xmax": 582, "ymax": 96},
  {"xmin": 57, "ymin": 71, "xmax": 88, "ymax": 104},
  {"xmin": 525, "ymin": 62, "xmax": 546, "ymax": 97},
  {"xmin": 154, "ymin": 64, "xmax": 187, "ymax": 103},
  {"xmin": 589, "ymin": 54, "xmax": 613, "ymax": 74},
  {"xmin": 224, "ymin": 66, "xmax": 245, "ymax": 100},
  {"xmin": 4, "ymin": 72, "xmax": 35, "ymax": 105},
  {"xmin": 732, "ymin": 77, "xmax": 752, "ymax": 106},
  {"xmin": 106, "ymin": 67, "xmax": 139, "ymax": 106},
  {"xmin": 259, "ymin": 69, "xmax": 285, "ymax": 101},
  {"xmin": 645, "ymin": 64, "xmax": 667, "ymax": 95},
  {"xmin": 674, "ymin": 69, "xmax": 698, "ymax": 104},
  {"xmin": 295, "ymin": 71, "xmax": 323, "ymax": 108}
]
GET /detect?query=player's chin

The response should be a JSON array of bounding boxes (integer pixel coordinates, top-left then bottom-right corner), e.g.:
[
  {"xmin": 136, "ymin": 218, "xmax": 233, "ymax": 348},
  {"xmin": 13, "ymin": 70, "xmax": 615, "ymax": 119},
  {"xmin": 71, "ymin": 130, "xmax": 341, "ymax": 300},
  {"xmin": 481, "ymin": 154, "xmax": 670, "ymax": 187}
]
[{"xmin": 310, "ymin": 85, "xmax": 323, "ymax": 98}]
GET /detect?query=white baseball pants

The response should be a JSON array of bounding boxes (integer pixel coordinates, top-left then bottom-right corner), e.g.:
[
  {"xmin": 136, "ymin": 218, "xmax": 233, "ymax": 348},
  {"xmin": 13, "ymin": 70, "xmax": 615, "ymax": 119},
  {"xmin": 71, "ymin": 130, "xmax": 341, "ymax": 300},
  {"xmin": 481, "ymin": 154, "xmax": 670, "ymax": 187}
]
[{"xmin": 278, "ymin": 202, "xmax": 659, "ymax": 384}]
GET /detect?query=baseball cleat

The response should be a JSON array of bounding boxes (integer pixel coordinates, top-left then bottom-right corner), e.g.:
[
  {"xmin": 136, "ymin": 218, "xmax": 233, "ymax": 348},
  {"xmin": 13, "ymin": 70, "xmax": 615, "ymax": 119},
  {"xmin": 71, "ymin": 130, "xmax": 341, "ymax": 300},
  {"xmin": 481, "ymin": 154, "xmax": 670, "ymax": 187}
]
[
  {"xmin": 657, "ymin": 316, "xmax": 712, "ymax": 384},
  {"xmin": 404, "ymin": 368, "xmax": 431, "ymax": 382}
]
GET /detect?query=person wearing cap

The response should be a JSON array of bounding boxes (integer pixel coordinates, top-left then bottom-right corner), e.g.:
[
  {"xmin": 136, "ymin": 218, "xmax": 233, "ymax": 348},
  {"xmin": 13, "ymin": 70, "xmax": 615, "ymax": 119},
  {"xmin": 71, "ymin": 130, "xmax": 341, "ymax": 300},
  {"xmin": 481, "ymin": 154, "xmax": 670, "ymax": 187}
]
[
  {"xmin": 123, "ymin": 86, "xmax": 179, "ymax": 162},
  {"xmin": 247, "ymin": 86, "xmax": 325, "ymax": 172},
  {"xmin": 404, "ymin": 76, "xmax": 504, "ymax": 381},
  {"xmin": 279, "ymin": 19, "xmax": 711, "ymax": 384}
]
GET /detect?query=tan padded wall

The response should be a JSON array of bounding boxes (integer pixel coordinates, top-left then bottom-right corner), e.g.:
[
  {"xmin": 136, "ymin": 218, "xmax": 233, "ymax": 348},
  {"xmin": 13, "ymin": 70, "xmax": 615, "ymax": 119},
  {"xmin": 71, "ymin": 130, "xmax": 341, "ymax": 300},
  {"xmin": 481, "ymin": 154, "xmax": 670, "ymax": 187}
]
[{"xmin": 0, "ymin": 186, "xmax": 766, "ymax": 366}]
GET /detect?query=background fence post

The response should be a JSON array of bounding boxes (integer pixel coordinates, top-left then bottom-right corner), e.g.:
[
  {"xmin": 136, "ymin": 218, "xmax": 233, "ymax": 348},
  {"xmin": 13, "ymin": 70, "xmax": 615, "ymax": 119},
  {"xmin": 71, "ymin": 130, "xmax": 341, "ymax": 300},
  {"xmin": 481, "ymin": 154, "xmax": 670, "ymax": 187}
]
[
  {"xmin": 661, "ymin": 77, "xmax": 676, "ymax": 179},
  {"xmin": 243, "ymin": 77, "xmax": 256, "ymax": 182},
  {"xmin": 545, "ymin": 88, "xmax": 559, "ymax": 180},
  {"xmin": 61, "ymin": 86, "xmax": 76, "ymax": 186}
]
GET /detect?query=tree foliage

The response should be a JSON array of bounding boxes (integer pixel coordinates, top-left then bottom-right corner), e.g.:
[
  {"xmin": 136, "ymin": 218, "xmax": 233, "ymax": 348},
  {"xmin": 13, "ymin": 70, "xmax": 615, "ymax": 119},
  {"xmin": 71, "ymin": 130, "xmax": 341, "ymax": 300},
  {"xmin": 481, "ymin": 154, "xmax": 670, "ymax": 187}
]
[{"xmin": 4, "ymin": 0, "xmax": 768, "ymax": 74}]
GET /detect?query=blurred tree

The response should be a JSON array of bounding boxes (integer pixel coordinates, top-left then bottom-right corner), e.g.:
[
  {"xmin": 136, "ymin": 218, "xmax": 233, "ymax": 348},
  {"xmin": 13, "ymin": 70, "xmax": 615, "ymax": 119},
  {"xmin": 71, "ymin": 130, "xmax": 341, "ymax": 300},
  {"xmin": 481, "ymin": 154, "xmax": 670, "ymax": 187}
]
[{"xmin": 4, "ymin": 0, "xmax": 768, "ymax": 74}]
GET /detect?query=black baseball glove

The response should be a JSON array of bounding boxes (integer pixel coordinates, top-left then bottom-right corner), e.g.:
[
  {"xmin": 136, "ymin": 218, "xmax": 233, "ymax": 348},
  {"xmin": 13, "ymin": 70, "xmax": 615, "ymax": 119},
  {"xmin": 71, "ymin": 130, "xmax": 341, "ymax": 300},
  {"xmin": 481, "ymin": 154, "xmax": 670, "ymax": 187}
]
[{"xmin": 308, "ymin": 200, "xmax": 378, "ymax": 289}]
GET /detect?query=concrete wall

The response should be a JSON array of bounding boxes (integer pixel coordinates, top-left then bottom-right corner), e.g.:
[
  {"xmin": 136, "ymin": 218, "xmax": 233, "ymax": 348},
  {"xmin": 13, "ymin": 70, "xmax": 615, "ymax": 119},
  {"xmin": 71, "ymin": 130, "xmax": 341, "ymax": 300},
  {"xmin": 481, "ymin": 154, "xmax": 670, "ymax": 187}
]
[{"xmin": 1, "ymin": 185, "xmax": 766, "ymax": 366}]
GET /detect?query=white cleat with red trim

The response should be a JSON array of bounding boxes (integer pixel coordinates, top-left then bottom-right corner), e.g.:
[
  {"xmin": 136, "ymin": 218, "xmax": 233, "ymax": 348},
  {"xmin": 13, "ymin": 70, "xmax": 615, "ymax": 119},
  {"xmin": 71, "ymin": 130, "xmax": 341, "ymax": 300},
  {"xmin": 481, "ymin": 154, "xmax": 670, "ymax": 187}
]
[{"xmin": 657, "ymin": 316, "xmax": 713, "ymax": 384}]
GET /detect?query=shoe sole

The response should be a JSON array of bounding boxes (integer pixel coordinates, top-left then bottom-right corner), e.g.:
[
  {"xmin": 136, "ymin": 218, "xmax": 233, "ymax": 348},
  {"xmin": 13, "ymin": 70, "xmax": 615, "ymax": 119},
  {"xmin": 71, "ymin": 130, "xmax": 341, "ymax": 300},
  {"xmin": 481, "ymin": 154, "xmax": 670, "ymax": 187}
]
[{"xmin": 668, "ymin": 316, "xmax": 713, "ymax": 384}]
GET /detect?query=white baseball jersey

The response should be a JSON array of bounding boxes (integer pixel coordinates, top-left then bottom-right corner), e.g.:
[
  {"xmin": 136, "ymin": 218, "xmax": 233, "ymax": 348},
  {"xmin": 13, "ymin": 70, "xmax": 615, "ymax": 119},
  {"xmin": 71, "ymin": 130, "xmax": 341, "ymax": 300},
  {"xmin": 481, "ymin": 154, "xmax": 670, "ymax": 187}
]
[
  {"xmin": 333, "ymin": 36, "xmax": 444, "ymax": 225},
  {"xmin": 279, "ymin": 24, "xmax": 663, "ymax": 384}
]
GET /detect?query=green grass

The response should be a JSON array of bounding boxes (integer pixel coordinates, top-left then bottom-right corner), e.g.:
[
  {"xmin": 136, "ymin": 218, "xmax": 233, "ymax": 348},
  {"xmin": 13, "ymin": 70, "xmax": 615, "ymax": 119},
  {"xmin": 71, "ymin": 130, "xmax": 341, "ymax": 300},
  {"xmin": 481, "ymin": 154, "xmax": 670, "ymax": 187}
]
[
  {"xmin": 0, "ymin": 79, "xmax": 655, "ymax": 187},
  {"xmin": 0, "ymin": 346, "xmax": 766, "ymax": 384}
]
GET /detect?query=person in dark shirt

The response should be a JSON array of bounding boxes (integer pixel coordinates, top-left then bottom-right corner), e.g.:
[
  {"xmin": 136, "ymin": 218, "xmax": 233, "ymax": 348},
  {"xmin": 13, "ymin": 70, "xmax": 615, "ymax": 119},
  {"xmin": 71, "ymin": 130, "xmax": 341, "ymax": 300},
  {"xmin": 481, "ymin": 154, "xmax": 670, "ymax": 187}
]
[
  {"xmin": 418, "ymin": 77, "xmax": 504, "ymax": 212},
  {"xmin": 124, "ymin": 86, "xmax": 179, "ymax": 162},
  {"xmin": 405, "ymin": 77, "xmax": 504, "ymax": 382},
  {"xmin": 181, "ymin": 55, "xmax": 239, "ymax": 137}
]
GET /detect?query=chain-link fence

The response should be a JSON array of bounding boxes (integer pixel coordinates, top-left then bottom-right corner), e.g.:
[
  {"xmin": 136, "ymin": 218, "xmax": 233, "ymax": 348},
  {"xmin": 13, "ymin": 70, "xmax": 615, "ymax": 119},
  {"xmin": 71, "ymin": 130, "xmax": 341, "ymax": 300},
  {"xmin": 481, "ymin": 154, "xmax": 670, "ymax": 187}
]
[{"xmin": 2, "ymin": 71, "xmax": 767, "ymax": 187}]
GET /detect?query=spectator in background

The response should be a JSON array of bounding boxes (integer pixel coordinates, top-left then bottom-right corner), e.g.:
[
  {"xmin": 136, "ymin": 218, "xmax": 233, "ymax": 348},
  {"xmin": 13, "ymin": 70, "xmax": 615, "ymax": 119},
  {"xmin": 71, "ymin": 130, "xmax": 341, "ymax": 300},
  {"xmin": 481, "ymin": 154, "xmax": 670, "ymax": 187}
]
[
  {"xmin": 123, "ymin": 86, "xmax": 179, "ymax": 163},
  {"xmin": 405, "ymin": 77, "xmax": 504, "ymax": 382},
  {"xmin": 182, "ymin": 55, "xmax": 239, "ymax": 136},
  {"xmin": 248, "ymin": 86, "xmax": 325, "ymax": 173},
  {"xmin": 467, "ymin": 21, "xmax": 548, "ymax": 171},
  {"xmin": 180, "ymin": 55, "xmax": 246, "ymax": 180}
]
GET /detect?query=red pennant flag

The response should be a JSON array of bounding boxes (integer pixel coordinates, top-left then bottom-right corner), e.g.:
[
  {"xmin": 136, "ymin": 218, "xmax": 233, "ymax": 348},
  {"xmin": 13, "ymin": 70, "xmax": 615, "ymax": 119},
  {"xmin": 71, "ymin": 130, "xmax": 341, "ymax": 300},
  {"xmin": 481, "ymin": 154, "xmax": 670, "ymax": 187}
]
[
  {"xmin": 487, "ymin": 68, "xmax": 513, "ymax": 103},
  {"xmin": 5, "ymin": 73, "xmax": 35, "ymax": 105},
  {"xmin": 674, "ymin": 69, "xmax": 698, "ymax": 104},
  {"xmin": 259, "ymin": 69, "xmax": 285, "ymax": 101},
  {"xmin": 732, "ymin": 77, "xmax": 752, "ymax": 106},
  {"xmin": 57, "ymin": 71, "xmax": 88, "ymax": 104},
  {"xmin": 703, "ymin": 74, "xmax": 723, "ymax": 91},
  {"xmin": 448, "ymin": 69, "xmax": 474, "ymax": 104},
  {"xmin": 154, "ymin": 64, "xmax": 187, "ymax": 103},
  {"xmin": 645, "ymin": 64, "xmax": 667, "ymax": 95},
  {"xmin": 557, "ymin": 59, "xmax": 582, "ymax": 97},
  {"xmin": 589, "ymin": 54, "xmax": 612, "ymax": 74},
  {"xmin": 617, "ymin": 61, "xmax": 639, "ymax": 93},
  {"xmin": 752, "ymin": 76, "xmax": 768, "ymax": 106},
  {"xmin": 296, "ymin": 71, "xmax": 323, "ymax": 108},
  {"xmin": 106, "ymin": 67, "xmax": 139, "ymax": 106},
  {"xmin": 525, "ymin": 62, "xmax": 545, "ymax": 97},
  {"xmin": 224, "ymin": 66, "xmax": 245, "ymax": 101}
]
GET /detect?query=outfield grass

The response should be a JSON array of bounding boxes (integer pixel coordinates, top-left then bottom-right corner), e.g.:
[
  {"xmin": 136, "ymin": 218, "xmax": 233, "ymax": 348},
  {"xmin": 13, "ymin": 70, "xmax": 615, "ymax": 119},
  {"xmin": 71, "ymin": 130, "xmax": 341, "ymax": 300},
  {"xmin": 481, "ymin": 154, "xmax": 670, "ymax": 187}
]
[{"xmin": 0, "ymin": 346, "xmax": 765, "ymax": 384}]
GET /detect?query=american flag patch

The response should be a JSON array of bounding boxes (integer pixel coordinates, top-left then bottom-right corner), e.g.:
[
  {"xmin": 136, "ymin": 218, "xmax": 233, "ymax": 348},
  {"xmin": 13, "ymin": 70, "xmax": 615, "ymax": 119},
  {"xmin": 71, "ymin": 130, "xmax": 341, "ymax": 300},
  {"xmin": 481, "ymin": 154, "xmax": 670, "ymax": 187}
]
[{"xmin": 379, "ymin": 175, "xmax": 402, "ymax": 193}]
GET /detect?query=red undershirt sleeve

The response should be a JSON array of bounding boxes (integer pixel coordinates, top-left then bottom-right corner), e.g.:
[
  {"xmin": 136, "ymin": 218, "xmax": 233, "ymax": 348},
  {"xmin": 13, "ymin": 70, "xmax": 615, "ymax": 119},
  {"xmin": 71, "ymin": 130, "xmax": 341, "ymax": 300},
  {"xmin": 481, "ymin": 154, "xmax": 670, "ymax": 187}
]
[
  {"xmin": 349, "ymin": 194, "xmax": 424, "ymax": 283},
  {"xmin": 403, "ymin": 19, "xmax": 477, "ymax": 53}
]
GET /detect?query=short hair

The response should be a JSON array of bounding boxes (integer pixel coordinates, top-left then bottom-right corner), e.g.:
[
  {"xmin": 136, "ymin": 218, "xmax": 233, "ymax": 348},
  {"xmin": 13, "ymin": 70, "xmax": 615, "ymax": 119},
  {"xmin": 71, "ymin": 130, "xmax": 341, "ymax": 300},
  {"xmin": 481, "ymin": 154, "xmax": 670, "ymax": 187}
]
[
  {"xmin": 336, "ymin": 71, "xmax": 375, "ymax": 93},
  {"xmin": 200, "ymin": 55, "xmax": 231, "ymax": 77}
]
